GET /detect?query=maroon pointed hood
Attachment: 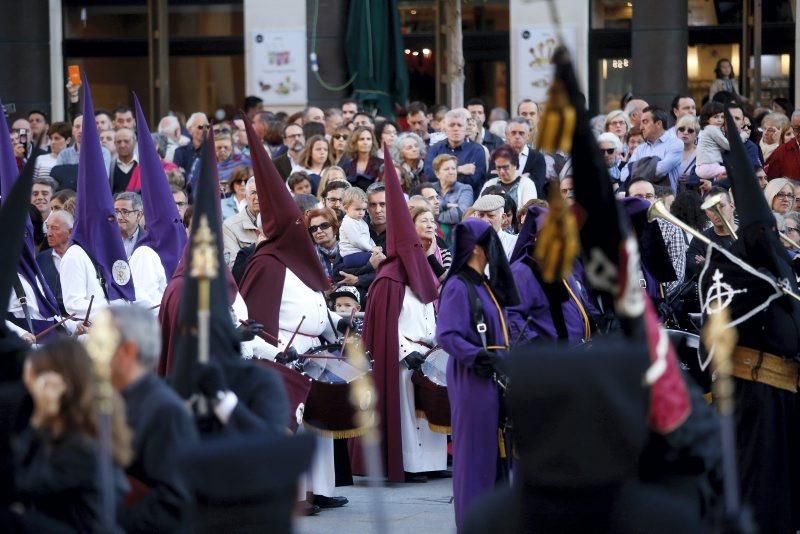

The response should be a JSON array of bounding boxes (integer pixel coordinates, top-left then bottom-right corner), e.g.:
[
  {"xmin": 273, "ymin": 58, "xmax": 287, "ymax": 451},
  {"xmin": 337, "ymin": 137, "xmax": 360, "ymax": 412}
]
[
  {"xmin": 377, "ymin": 145, "xmax": 438, "ymax": 303},
  {"xmin": 241, "ymin": 112, "xmax": 328, "ymax": 291}
]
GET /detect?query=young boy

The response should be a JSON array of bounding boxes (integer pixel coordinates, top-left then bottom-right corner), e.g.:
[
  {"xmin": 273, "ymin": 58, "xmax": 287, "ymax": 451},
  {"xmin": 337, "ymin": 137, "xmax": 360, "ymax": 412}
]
[
  {"xmin": 329, "ymin": 286, "xmax": 363, "ymax": 333},
  {"xmin": 288, "ymin": 171, "xmax": 312, "ymax": 196}
]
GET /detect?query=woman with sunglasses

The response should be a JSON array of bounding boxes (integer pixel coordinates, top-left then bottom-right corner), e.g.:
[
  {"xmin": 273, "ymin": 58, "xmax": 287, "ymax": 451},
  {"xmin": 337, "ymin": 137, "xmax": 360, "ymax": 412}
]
[
  {"xmin": 596, "ymin": 133, "xmax": 623, "ymax": 189},
  {"xmin": 765, "ymin": 177, "xmax": 795, "ymax": 215},
  {"xmin": 329, "ymin": 126, "xmax": 351, "ymax": 165},
  {"xmin": 221, "ymin": 165, "xmax": 252, "ymax": 220},
  {"xmin": 675, "ymin": 114, "xmax": 699, "ymax": 187}
]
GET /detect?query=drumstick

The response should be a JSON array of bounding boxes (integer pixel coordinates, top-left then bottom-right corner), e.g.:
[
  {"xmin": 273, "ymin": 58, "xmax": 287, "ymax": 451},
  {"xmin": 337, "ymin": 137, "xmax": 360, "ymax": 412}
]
[
  {"xmin": 34, "ymin": 313, "xmax": 77, "ymax": 340},
  {"xmin": 148, "ymin": 303, "xmax": 160, "ymax": 311},
  {"xmin": 285, "ymin": 315, "xmax": 306, "ymax": 352},
  {"xmin": 83, "ymin": 295, "xmax": 95, "ymax": 327},
  {"xmin": 238, "ymin": 319, "xmax": 281, "ymax": 344},
  {"xmin": 510, "ymin": 317, "xmax": 533, "ymax": 348},
  {"xmin": 342, "ymin": 309, "xmax": 356, "ymax": 351}
]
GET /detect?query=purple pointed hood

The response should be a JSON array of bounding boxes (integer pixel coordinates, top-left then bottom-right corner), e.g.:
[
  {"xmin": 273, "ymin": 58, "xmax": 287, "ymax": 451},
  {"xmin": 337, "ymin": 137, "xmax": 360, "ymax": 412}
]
[
  {"xmin": 132, "ymin": 93, "xmax": 187, "ymax": 278},
  {"xmin": 0, "ymin": 98, "xmax": 60, "ymax": 317},
  {"xmin": 70, "ymin": 77, "xmax": 136, "ymax": 302}
]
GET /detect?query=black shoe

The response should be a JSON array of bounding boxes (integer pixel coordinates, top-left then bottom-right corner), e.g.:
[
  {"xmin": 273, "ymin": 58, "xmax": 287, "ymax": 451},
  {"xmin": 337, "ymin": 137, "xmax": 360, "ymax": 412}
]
[
  {"xmin": 312, "ymin": 494, "xmax": 349, "ymax": 508},
  {"xmin": 303, "ymin": 503, "xmax": 321, "ymax": 516},
  {"xmin": 426, "ymin": 470, "xmax": 452, "ymax": 479},
  {"xmin": 404, "ymin": 472, "xmax": 428, "ymax": 483}
]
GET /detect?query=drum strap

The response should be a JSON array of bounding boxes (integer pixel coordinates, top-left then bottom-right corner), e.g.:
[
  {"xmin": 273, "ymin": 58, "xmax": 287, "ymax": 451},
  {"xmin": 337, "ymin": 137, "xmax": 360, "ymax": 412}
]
[
  {"xmin": 458, "ymin": 273, "xmax": 489, "ymax": 350},
  {"xmin": 12, "ymin": 276, "xmax": 34, "ymax": 335}
]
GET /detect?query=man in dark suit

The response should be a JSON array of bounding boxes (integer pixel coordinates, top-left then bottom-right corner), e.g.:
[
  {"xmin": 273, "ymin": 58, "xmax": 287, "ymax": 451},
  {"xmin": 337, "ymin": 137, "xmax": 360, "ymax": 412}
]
[
  {"xmin": 467, "ymin": 98, "xmax": 504, "ymax": 153},
  {"xmin": 271, "ymin": 122, "xmax": 305, "ymax": 180},
  {"xmin": 35, "ymin": 209, "xmax": 73, "ymax": 314}
]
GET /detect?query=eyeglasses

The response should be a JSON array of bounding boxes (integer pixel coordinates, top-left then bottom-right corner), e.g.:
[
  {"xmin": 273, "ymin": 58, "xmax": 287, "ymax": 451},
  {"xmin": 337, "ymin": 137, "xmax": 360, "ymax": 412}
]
[
  {"xmin": 677, "ymin": 127, "xmax": 696, "ymax": 134},
  {"xmin": 787, "ymin": 226, "xmax": 800, "ymax": 233},
  {"xmin": 601, "ymin": 148, "xmax": 616, "ymax": 155},
  {"xmin": 333, "ymin": 134, "xmax": 348, "ymax": 140},
  {"xmin": 308, "ymin": 222, "xmax": 332, "ymax": 234},
  {"xmin": 631, "ymin": 193, "xmax": 656, "ymax": 200},
  {"xmin": 214, "ymin": 127, "xmax": 232, "ymax": 135},
  {"xmin": 495, "ymin": 164, "xmax": 512, "ymax": 171},
  {"xmin": 115, "ymin": 208, "xmax": 140, "ymax": 218},
  {"xmin": 742, "ymin": 124, "xmax": 752, "ymax": 130},
  {"xmin": 608, "ymin": 120, "xmax": 627, "ymax": 127},
  {"xmin": 775, "ymin": 192, "xmax": 794, "ymax": 200},
  {"xmin": 325, "ymin": 197, "xmax": 343, "ymax": 204}
]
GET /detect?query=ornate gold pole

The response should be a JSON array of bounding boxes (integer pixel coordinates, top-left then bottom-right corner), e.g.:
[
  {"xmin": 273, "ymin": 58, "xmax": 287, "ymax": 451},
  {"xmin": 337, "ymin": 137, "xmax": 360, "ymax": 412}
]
[{"xmin": 190, "ymin": 215, "xmax": 218, "ymax": 364}]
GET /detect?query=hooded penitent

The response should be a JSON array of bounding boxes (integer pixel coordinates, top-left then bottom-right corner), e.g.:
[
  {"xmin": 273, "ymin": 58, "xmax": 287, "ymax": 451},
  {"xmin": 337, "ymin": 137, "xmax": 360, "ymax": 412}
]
[
  {"xmin": 0, "ymin": 98, "xmax": 60, "ymax": 322},
  {"xmin": 132, "ymin": 93, "xmax": 187, "ymax": 279},
  {"xmin": 238, "ymin": 112, "xmax": 330, "ymax": 342},
  {"xmin": 358, "ymin": 145, "xmax": 439, "ymax": 482},
  {"xmin": 71, "ymin": 78, "xmax": 136, "ymax": 302},
  {"xmin": 169, "ymin": 130, "xmax": 242, "ymax": 398}
]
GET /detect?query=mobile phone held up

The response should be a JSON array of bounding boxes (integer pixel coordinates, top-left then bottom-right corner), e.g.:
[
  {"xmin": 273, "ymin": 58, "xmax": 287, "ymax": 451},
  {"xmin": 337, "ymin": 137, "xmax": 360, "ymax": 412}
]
[{"xmin": 68, "ymin": 65, "xmax": 81, "ymax": 86}]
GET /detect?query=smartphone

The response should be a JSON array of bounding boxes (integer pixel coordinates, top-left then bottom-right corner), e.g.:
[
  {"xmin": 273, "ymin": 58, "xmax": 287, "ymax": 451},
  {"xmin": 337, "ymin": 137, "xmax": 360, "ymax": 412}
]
[
  {"xmin": 17, "ymin": 128, "xmax": 27, "ymax": 145},
  {"xmin": 68, "ymin": 65, "xmax": 81, "ymax": 86}
]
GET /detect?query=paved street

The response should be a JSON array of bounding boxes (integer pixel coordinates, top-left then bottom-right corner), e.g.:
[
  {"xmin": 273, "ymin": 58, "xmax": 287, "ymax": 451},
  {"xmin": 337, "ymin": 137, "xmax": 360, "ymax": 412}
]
[{"xmin": 296, "ymin": 476, "xmax": 456, "ymax": 534}]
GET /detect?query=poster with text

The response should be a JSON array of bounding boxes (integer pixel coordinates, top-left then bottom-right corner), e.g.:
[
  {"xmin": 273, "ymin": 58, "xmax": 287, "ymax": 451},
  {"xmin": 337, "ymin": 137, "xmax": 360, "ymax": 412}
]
[
  {"xmin": 516, "ymin": 27, "xmax": 577, "ymax": 103},
  {"xmin": 250, "ymin": 30, "xmax": 307, "ymax": 105}
]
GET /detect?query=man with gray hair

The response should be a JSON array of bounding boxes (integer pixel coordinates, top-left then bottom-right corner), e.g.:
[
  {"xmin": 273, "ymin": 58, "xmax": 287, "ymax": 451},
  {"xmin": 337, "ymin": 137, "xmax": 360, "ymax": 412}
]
[
  {"xmin": 157, "ymin": 115, "xmax": 183, "ymax": 162},
  {"xmin": 424, "ymin": 107, "xmax": 488, "ymax": 196},
  {"xmin": 114, "ymin": 191, "xmax": 145, "ymax": 258},
  {"xmin": 36, "ymin": 209, "xmax": 74, "ymax": 313},
  {"xmin": 108, "ymin": 304, "xmax": 199, "ymax": 532},
  {"xmin": 222, "ymin": 176, "xmax": 260, "ymax": 266},
  {"xmin": 504, "ymin": 117, "xmax": 547, "ymax": 195},
  {"xmin": 111, "ymin": 127, "xmax": 138, "ymax": 193},
  {"xmin": 173, "ymin": 112, "xmax": 209, "ymax": 178},
  {"xmin": 764, "ymin": 109, "xmax": 800, "ymax": 179},
  {"xmin": 623, "ymin": 98, "xmax": 649, "ymax": 129}
]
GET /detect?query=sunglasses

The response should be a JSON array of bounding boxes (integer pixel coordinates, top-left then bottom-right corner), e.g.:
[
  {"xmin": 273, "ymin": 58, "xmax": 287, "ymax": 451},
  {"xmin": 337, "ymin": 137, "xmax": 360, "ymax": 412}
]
[
  {"xmin": 333, "ymin": 134, "xmax": 348, "ymax": 140},
  {"xmin": 214, "ymin": 127, "xmax": 232, "ymax": 134},
  {"xmin": 742, "ymin": 124, "xmax": 752, "ymax": 130},
  {"xmin": 308, "ymin": 222, "xmax": 332, "ymax": 234},
  {"xmin": 677, "ymin": 127, "xmax": 696, "ymax": 134},
  {"xmin": 601, "ymin": 148, "xmax": 616, "ymax": 155},
  {"xmin": 197, "ymin": 124, "xmax": 210, "ymax": 130}
]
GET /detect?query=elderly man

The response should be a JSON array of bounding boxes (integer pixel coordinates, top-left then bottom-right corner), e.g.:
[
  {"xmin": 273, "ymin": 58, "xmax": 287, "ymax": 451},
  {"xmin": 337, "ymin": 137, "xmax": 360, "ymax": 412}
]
[
  {"xmin": 685, "ymin": 187, "xmax": 737, "ymax": 278},
  {"xmin": 223, "ymin": 177, "xmax": 260, "ymax": 266},
  {"xmin": 173, "ymin": 112, "xmax": 209, "ymax": 180},
  {"xmin": 108, "ymin": 305, "xmax": 199, "ymax": 532},
  {"xmin": 114, "ymin": 192, "xmax": 145, "ymax": 259},
  {"xmin": 424, "ymin": 108, "xmax": 487, "ymax": 196},
  {"xmin": 303, "ymin": 106, "xmax": 325, "ymax": 125},
  {"xmin": 55, "ymin": 114, "xmax": 113, "ymax": 174},
  {"xmin": 471, "ymin": 194, "xmax": 517, "ymax": 259},
  {"xmin": 623, "ymin": 98, "xmax": 649, "ymax": 129},
  {"xmin": 113, "ymin": 106, "xmax": 136, "ymax": 130},
  {"xmin": 111, "ymin": 128, "xmax": 138, "ymax": 192},
  {"xmin": 765, "ymin": 110, "xmax": 800, "ymax": 180},
  {"xmin": 324, "ymin": 108, "xmax": 343, "ymax": 138},
  {"xmin": 620, "ymin": 106, "xmax": 683, "ymax": 191},
  {"xmin": 157, "ymin": 115, "xmax": 183, "ymax": 162},
  {"xmin": 36, "ymin": 209, "xmax": 73, "ymax": 314},
  {"xmin": 503, "ymin": 118, "xmax": 547, "ymax": 196}
]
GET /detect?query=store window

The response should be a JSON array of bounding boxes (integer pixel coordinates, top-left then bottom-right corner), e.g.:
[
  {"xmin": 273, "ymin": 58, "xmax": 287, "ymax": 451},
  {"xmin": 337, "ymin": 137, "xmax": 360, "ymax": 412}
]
[{"xmin": 597, "ymin": 57, "xmax": 632, "ymax": 113}]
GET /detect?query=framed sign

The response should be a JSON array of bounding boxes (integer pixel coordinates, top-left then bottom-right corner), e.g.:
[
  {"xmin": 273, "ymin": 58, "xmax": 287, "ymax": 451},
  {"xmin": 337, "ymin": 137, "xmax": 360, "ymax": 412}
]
[
  {"xmin": 249, "ymin": 30, "xmax": 307, "ymax": 105},
  {"xmin": 515, "ymin": 27, "xmax": 578, "ymax": 102}
]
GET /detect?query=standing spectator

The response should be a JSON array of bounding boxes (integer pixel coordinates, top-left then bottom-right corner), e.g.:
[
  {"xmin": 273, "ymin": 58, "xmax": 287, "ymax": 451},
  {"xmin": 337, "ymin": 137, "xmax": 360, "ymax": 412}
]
[
  {"xmin": 341, "ymin": 98, "xmax": 359, "ymax": 124},
  {"xmin": 320, "ymin": 179, "xmax": 349, "ymax": 217},
  {"xmin": 623, "ymin": 99, "xmax": 649, "ymax": 129},
  {"xmin": 709, "ymin": 58, "xmax": 743, "ymax": 101},
  {"xmin": 172, "ymin": 112, "xmax": 208, "ymax": 180},
  {"xmin": 765, "ymin": 111, "xmax": 800, "ymax": 180},
  {"xmin": 668, "ymin": 94, "xmax": 696, "ymax": 132},
  {"xmin": 34, "ymin": 122, "xmax": 71, "ymax": 180},
  {"xmin": 772, "ymin": 97, "xmax": 794, "ymax": 117},
  {"xmin": 27, "ymin": 109, "xmax": 49, "ymax": 147},
  {"xmin": 329, "ymin": 126, "xmax": 350, "ymax": 164},
  {"xmin": 55, "ymin": 115, "xmax": 112, "ymax": 174},
  {"xmin": 113, "ymin": 106, "xmax": 135, "ymax": 130},
  {"xmin": 316, "ymin": 166, "xmax": 348, "ymax": 203},
  {"xmin": 467, "ymin": 98, "xmax": 504, "ymax": 153},
  {"xmin": 171, "ymin": 185, "xmax": 189, "ymax": 220},
  {"xmin": 242, "ymin": 95, "xmax": 263, "ymax": 121},
  {"xmin": 324, "ymin": 108, "xmax": 344, "ymax": 138},
  {"xmin": 222, "ymin": 176, "xmax": 260, "ymax": 266},
  {"xmin": 604, "ymin": 110, "xmax": 631, "ymax": 152},
  {"xmin": 620, "ymin": 106, "xmax": 683, "ymax": 191},
  {"xmin": 375, "ymin": 120, "xmax": 399, "ymax": 152},
  {"xmin": 406, "ymin": 101, "xmax": 433, "ymax": 145},
  {"xmin": 466, "ymin": 116, "xmax": 491, "ymax": 169},
  {"xmin": 305, "ymin": 207, "xmax": 341, "ymax": 285},
  {"xmin": 411, "ymin": 205, "xmax": 451, "ymax": 282},
  {"xmin": 157, "ymin": 115, "xmax": 183, "ymax": 162},
  {"xmin": 302, "ymin": 106, "xmax": 325, "ymax": 125},
  {"xmin": 341, "ymin": 126, "xmax": 382, "ymax": 190},
  {"xmin": 624, "ymin": 127, "xmax": 645, "ymax": 164},
  {"xmin": 95, "ymin": 110, "xmax": 113, "ymax": 133},
  {"xmin": 481, "ymin": 144, "xmax": 537, "ymax": 209},
  {"xmin": 272, "ymin": 123, "xmax": 305, "ymax": 179},
  {"xmin": 31, "ymin": 176, "xmax": 56, "ymax": 228},
  {"xmin": 111, "ymin": 128, "xmax": 138, "ymax": 193},
  {"xmin": 503, "ymin": 118, "xmax": 546, "ymax": 196},
  {"xmin": 516, "ymin": 99, "xmax": 540, "ymax": 142},
  {"xmin": 424, "ymin": 108, "xmax": 487, "ymax": 196},
  {"xmin": 297, "ymin": 135, "xmax": 333, "ymax": 194},
  {"xmin": 221, "ymin": 165, "xmax": 251, "ymax": 220},
  {"xmin": 759, "ymin": 112, "xmax": 788, "ymax": 161},
  {"xmin": 214, "ymin": 134, "xmax": 251, "ymax": 184},
  {"xmin": 100, "ymin": 128, "xmax": 116, "ymax": 159},
  {"xmin": 392, "ymin": 132, "xmax": 427, "ymax": 183},
  {"xmin": 488, "ymin": 107, "xmax": 509, "ymax": 126},
  {"xmin": 287, "ymin": 172, "xmax": 313, "ymax": 196},
  {"xmin": 675, "ymin": 115, "xmax": 699, "ymax": 186},
  {"xmin": 432, "ymin": 154, "xmax": 474, "ymax": 243}
]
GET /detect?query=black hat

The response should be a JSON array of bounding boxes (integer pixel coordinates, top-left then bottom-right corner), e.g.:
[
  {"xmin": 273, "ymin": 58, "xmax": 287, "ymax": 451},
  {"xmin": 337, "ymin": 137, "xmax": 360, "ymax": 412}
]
[
  {"xmin": 170, "ymin": 130, "xmax": 242, "ymax": 398},
  {"xmin": 179, "ymin": 432, "xmax": 315, "ymax": 533}
]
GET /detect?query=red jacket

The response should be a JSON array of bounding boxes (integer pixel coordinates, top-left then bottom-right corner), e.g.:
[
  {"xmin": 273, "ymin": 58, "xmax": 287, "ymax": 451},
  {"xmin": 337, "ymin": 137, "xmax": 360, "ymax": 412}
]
[{"xmin": 765, "ymin": 139, "xmax": 800, "ymax": 180}]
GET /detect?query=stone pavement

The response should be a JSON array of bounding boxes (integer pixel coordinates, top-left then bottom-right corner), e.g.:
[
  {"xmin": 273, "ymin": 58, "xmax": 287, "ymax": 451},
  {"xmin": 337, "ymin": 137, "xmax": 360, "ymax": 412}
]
[{"xmin": 296, "ymin": 476, "xmax": 456, "ymax": 534}]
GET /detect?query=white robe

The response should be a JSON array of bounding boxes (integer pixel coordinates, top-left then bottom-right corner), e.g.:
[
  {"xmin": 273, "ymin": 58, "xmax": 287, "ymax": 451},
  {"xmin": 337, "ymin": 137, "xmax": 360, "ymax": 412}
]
[
  {"xmin": 59, "ymin": 244, "xmax": 129, "ymax": 321},
  {"xmin": 398, "ymin": 287, "xmax": 448, "ymax": 473},
  {"xmin": 129, "ymin": 245, "xmax": 167, "ymax": 314},
  {"xmin": 8, "ymin": 273, "xmax": 75, "ymax": 334},
  {"xmin": 231, "ymin": 291, "xmax": 280, "ymax": 360}
]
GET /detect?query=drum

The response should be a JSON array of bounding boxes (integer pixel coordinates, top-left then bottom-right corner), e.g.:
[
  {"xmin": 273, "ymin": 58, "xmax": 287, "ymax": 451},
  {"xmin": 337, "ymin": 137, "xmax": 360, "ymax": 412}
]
[
  {"xmin": 411, "ymin": 347, "xmax": 451, "ymax": 434},
  {"xmin": 252, "ymin": 358, "xmax": 313, "ymax": 433},
  {"xmin": 299, "ymin": 344, "xmax": 371, "ymax": 439}
]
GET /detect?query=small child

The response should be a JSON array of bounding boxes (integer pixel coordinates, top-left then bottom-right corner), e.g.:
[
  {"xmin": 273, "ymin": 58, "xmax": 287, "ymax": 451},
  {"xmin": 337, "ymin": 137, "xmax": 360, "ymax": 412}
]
[
  {"xmin": 288, "ymin": 171, "xmax": 312, "ymax": 196},
  {"xmin": 695, "ymin": 102, "xmax": 730, "ymax": 181},
  {"xmin": 330, "ymin": 286, "xmax": 364, "ymax": 334},
  {"xmin": 339, "ymin": 187, "xmax": 382, "ymax": 267}
]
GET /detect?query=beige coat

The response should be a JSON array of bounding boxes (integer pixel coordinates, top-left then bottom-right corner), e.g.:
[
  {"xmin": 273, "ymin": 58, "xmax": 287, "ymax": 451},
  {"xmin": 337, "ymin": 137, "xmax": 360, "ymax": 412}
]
[{"xmin": 222, "ymin": 209, "xmax": 259, "ymax": 266}]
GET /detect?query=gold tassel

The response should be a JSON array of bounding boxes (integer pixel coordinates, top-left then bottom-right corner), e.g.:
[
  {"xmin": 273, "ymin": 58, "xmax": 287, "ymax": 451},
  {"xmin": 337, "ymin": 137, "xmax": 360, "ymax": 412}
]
[
  {"xmin": 536, "ymin": 80, "xmax": 576, "ymax": 155},
  {"xmin": 534, "ymin": 185, "xmax": 580, "ymax": 283}
]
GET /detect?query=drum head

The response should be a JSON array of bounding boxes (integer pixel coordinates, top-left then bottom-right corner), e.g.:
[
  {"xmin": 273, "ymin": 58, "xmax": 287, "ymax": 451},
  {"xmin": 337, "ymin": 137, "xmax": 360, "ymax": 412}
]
[{"xmin": 421, "ymin": 347, "xmax": 449, "ymax": 387}]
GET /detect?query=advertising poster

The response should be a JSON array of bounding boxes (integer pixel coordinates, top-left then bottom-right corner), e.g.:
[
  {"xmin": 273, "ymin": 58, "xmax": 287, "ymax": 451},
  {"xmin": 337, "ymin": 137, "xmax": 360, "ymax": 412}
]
[{"xmin": 250, "ymin": 30, "xmax": 307, "ymax": 105}]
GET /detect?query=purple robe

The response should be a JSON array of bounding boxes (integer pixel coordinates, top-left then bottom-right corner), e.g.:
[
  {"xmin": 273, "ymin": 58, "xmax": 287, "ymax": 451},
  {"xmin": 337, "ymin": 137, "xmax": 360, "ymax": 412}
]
[
  {"xmin": 506, "ymin": 261, "xmax": 590, "ymax": 344},
  {"xmin": 437, "ymin": 270, "xmax": 509, "ymax": 530}
]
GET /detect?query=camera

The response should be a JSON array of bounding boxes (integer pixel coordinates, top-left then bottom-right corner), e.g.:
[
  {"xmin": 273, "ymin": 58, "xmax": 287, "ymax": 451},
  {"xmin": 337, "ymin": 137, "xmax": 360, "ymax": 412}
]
[{"xmin": 17, "ymin": 128, "xmax": 28, "ymax": 146}]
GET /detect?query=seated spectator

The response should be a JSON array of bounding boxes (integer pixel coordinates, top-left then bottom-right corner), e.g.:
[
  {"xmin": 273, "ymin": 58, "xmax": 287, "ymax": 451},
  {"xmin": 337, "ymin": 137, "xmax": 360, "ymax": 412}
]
[
  {"xmin": 320, "ymin": 179, "xmax": 349, "ymax": 218},
  {"xmin": 375, "ymin": 120, "xmax": 399, "ymax": 152},
  {"xmin": 34, "ymin": 122, "xmax": 71, "ymax": 180},
  {"xmin": 765, "ymin": 177, "xmax": 795, "ymax": 216},
  {"xmin": 288, "ymin": 171, "xmax": 313, "ymax": 196},
  {"xmin": 392, "ymin": 132, "xmax": 427, "ymax": 184},
  {"xmin": 296, "ymin": 135, "xmax": 332, "ymax": 194},
  {"xmin": 221, "ymin": 165, "xmax": 251, "ymax": 220},
  {"xmin": 411, "ymin": 205, "xmax": 451, "ymax": 283},
  {"xmin": 316, "ymin": 165, "xmax": 348, "ymax": 201},
  {"xmin": 432, "ymin": 153, "xmax": 474, "ymax": 244},
  {"xmin": 329, "ymin": 126, "xmax": 351, "ymax": 164},
  {"xmin": 480, "ymin": 144, "xmax": 538, "ymax": 209},
  {"xmin": 424, "ymin": 108, "xmax": 487, "ymax": 196},
  {"xmin": 222, "ymin": 176, "xmax": 259, "ymax": 266},
  {"xmin": 215, "ymin": 133, "xmax": 251, "ymax": 184}
]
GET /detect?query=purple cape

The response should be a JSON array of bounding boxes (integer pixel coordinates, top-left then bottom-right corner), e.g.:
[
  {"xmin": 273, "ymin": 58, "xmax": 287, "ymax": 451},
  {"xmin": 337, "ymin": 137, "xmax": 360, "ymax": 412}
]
[
  {"xmin": 132, "ymin": 93, "xmax": 187, "ymax": 278},
  {"xmin": 70, "ymin": 77, "xmax": 135, "ymax": 302}
]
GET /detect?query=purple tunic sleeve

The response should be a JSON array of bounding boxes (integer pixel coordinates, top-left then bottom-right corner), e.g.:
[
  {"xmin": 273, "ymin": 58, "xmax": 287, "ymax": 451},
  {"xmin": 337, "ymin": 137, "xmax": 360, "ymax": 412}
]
[
  {"xmin": 437, "ymin": 277, "xmax": 482, "ymax": 367},
  {"xmin": 506, "ymin": 261, "xmax": 547, "ymax": 344}
]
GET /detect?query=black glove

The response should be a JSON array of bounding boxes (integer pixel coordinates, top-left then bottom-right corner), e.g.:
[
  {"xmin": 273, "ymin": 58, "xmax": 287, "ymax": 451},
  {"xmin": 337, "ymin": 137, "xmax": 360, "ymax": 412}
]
[
  {"xmin": 196, "ymin": 362, "xmax": 228, "ymax": 398},
  {"xmin": 336, "ymin": 317, "xmax": 354, "ymax": 335},
  {"xmin": 402, "ymin": 351, "xmax": 426, "ymax": 371},
  {"xmin": 275, "ymin": 346, "xmax": 299, "ymax": 365},
  {"xmin": 238, "ymin": 319, "xmax": 264, "ymax": 342},
  {"xmin": 472, "ymin": 349, "xmax": 498, "ymax": 379}
]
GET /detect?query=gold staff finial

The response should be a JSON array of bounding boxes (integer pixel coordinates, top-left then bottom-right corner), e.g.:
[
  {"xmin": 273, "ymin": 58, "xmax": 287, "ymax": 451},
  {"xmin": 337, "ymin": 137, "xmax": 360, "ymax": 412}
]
[{"xmin": 703, "ymin": 308, "xmax": 738, "ymax": 413}]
